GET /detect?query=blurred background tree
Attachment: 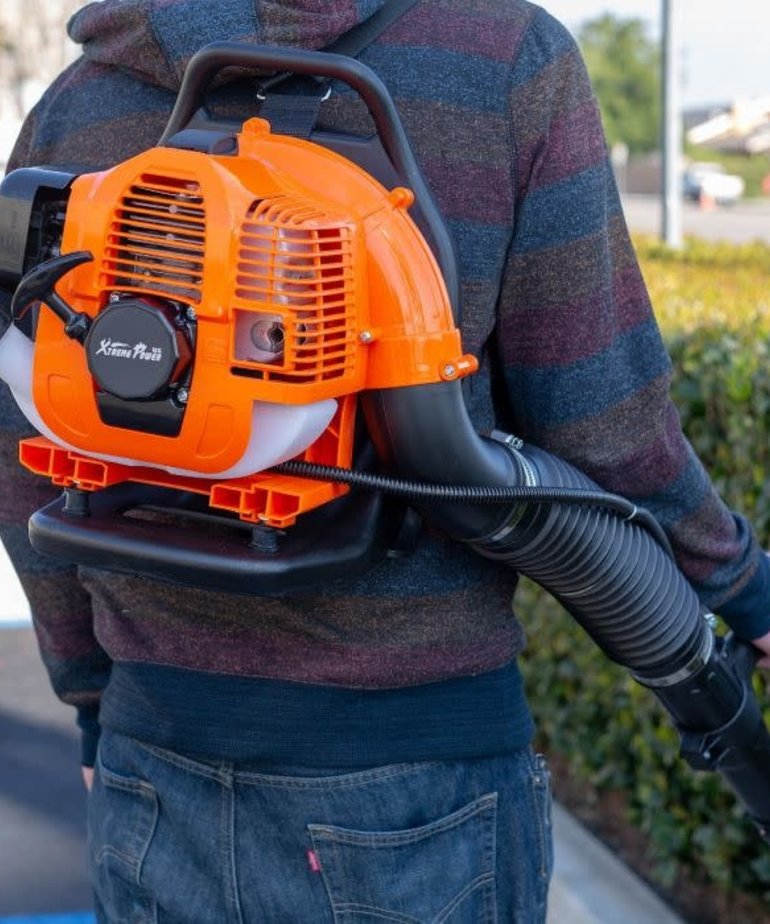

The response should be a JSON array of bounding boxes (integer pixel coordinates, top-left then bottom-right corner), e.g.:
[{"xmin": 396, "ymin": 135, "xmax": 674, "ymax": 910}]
[
  {"xmin": 578, "ymin": 13, "xmax": 661, "ymax": 154},
  {"xmin": 0, "ymin": 0, "xmax": 81, "ymax": 117},
  {"xmin": 0, "ymin": 0, "xmax": 82, "ymax": 169},
  {"xmin": 0, "ymin": 19, "xmax": 29, "ymax": 118}
]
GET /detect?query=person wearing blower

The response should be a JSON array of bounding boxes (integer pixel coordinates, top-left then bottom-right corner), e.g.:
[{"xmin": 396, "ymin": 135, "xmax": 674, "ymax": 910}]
[{"xmin": 2, "ymin": 0, "xmax": 769, "ymax": 920}]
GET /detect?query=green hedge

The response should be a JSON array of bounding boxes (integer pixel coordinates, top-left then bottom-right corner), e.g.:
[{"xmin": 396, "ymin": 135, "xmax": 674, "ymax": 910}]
[{"xmin": 517, "ymin": 236, "xmax": 770, "ymax": 905}]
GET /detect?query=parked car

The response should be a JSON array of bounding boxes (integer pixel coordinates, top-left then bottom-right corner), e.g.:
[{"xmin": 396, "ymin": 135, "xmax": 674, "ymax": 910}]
[{"xmin": 682, "ymin": 161, "xmax": 745, "ymax": 204}]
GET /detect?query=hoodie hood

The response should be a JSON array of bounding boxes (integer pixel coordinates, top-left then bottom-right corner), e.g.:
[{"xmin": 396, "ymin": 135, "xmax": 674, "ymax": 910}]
[{"xmin": 68, "ymin": 0, "xmax": 390, "ymax": 92}]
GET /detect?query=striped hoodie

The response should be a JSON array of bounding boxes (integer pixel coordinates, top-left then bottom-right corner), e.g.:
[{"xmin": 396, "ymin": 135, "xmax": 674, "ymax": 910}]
[{"xmin": 4, "ymin": 0, "xmax": 770, "ymax": 768}]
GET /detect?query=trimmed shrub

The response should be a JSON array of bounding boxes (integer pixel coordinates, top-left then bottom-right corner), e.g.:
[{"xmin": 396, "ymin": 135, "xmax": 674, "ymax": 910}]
[{"xmin": 518, "ymin": 235, "xmax": 770, "ymax": 906}]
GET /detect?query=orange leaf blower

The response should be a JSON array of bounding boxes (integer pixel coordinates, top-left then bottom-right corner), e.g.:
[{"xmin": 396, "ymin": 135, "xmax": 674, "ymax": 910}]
[{"xmin": 0, "ymin": 45, "xmax": 474, "ymax": 589}]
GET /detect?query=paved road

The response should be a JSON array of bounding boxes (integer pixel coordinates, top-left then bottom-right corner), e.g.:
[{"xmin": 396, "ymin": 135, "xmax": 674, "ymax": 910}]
[
  {"xmin": 0, "ymin": 544, "xmax": 30, "ymax": 630},
  {"xmin": 621, "ymin": 193, "xmax": 770, "ymax": 244},
  {"xmin": 0, "ymin": 626, "xmax": 91, "ymax": 916}
]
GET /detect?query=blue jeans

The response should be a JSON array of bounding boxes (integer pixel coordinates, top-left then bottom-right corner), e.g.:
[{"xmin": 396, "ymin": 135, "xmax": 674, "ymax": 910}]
[{"xmin": 88, "ymin": 729, "xmax": 553, "ymax": 923}]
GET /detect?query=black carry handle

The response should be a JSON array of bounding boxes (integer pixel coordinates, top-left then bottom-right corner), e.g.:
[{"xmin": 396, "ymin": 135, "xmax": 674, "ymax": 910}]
[{"xmin": 158, "ymin": 42, "xmax": 459, "ymax": 315}]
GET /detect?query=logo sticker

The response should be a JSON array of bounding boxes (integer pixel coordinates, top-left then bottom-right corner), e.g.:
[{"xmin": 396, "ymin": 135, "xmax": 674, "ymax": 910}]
[{"xmin": 96, "ymin": 338, "xmax": 163, "ymax": 362}]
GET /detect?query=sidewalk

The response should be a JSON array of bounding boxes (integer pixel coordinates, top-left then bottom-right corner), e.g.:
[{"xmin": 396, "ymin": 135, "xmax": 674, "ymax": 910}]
[
  {"xmin": 0, "ymin": 546, "xmax": 684, "ymax": 922},
  {"xmin": 548, "ymin": 803, "xmax": 684, "ymax": 924}
]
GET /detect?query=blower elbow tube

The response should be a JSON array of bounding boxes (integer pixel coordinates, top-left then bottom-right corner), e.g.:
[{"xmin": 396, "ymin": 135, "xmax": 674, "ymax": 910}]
[{"xmin": 363, "ymin": 379, "xmax": 706, "ymax": 680}]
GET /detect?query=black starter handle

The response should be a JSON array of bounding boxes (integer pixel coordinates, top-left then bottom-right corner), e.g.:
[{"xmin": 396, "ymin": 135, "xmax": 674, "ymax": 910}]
[{"xmin": 11, "ymin": 251, "xmax": 93, "ymax": 343}]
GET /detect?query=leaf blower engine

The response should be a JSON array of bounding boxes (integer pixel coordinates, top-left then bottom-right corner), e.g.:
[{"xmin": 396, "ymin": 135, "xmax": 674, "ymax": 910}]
[{"xmin": 1, "ymin": 44, "xmax": 769, "ymax": 840}]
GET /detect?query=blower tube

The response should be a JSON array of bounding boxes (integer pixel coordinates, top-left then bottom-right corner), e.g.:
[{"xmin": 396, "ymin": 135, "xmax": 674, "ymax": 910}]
[{"xmin": 356, "ymin": 381, "xmax": 770, "ymax": 840}]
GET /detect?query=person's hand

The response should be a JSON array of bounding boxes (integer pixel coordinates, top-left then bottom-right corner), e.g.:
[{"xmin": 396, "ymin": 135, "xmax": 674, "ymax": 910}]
[
  {"xmin": 751, "ymin": 629, "xmax": 770, "ymax": 669},
  {"xmin": 82, "ymin": 766, "xmax": 94, "ymax": 791}
]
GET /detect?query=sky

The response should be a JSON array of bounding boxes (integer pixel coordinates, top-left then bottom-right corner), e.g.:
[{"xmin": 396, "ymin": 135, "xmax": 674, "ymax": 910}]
[{"xmin": 540, "ymin": 0, "xmax": 769, "ymax": 107}]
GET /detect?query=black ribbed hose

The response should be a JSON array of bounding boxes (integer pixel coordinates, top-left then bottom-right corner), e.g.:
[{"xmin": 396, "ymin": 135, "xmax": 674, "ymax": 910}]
[
  {"xmin": 362, "ymin": 381, "xmax": 707, "ymax": 678},
  {"xmin": 469, "ymin": 443, "xmax": 706, "ymax": 678}
]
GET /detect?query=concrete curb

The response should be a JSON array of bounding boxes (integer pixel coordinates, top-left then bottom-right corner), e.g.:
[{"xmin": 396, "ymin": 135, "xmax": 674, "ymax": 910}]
[{"xmin": 548, "ymin": 802, "xmax": 685, "ymax": 924}]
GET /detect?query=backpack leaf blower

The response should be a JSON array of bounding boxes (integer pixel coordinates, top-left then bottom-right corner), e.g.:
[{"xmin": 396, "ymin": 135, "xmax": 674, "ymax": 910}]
[{"xmin": 1, "ymin": 42, "xmax": 769, "ymax": 842}]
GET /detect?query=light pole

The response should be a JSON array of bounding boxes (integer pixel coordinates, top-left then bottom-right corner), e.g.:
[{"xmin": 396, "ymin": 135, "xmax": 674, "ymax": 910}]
[{"xmin": 661, "ymin": 0, "xmax": 683, "ymax": 247}]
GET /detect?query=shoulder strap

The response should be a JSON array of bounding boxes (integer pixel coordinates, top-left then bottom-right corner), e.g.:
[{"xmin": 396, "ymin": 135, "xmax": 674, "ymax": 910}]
[
  {"xmin": 324, "ymin": 0, "xmax": 420, "ymax": 59},
  {"xmin": 258, "ymin": 0, "xmax": 420, "ymax": 137}
]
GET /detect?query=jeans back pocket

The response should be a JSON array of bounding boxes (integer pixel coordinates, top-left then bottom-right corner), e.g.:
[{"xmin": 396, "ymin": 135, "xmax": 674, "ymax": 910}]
[{"xmin": 309, "ymin": 792, "xmax": 497, "ymax": 923}]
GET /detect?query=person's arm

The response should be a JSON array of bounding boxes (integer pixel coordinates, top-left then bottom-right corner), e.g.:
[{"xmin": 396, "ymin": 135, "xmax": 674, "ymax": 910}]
[
  {"xmin": 2, "ymin": 31, "xmax": 186, "ymax": 767},
  {"xmin": 2, "ymin": 64, "xmax": 122, "ymax": 769},
  {"xmin": 0, "ymin": 387, "xmax": 110, "ymax": 767},
  {"xmin": 495, "ymin": 10, "xmax": 770, "ymax": 650}
]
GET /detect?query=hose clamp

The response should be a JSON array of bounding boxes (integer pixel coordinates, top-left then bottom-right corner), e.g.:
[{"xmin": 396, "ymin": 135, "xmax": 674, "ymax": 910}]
[
  {"xmin": 481, "ymin": 433, "xmax": 538, "ymax": 543},
  {"xmin": 632, "ymin": 625, "xmax": 715, "ymax": 688}
]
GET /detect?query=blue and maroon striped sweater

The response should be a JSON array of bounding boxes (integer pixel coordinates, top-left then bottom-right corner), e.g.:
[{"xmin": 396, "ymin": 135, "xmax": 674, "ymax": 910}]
[{"xmin": 3, "ymin": 0, "xmax": 769, "ymax": 767}]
